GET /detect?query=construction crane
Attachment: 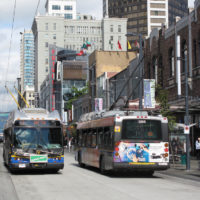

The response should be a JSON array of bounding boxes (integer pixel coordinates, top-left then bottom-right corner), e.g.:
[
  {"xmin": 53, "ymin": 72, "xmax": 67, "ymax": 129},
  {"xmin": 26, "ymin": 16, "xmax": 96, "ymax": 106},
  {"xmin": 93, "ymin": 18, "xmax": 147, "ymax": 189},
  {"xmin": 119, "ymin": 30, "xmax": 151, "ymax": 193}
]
[
  {"xmin": 5, "ymin": 85, "xmax": 20, "ymax": 109},
  {"xmin": 14, "ymin": 86, "xmax": 30, "ymax": 108}
]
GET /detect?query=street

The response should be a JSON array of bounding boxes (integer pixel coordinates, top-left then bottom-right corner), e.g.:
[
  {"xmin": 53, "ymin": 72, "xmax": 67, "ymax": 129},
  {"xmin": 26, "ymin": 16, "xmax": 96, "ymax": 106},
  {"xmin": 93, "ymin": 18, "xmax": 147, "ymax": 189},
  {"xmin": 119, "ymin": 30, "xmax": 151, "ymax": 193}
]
[{"xmin": 0, "ymin": 144, "xmax": 200, "ymax": 200}]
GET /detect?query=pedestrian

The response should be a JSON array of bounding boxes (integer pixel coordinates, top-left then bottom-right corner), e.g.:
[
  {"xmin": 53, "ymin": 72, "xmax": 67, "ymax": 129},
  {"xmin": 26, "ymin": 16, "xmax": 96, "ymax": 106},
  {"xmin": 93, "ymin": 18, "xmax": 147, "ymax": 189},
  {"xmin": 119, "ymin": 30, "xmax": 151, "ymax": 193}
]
[
  {"xmin": 68, "ymin": 138, "xmax": 72, "ymax": 152},
  {"xmin": 195, "ymin": 137, "xmax": 200, "ymax": 159}
]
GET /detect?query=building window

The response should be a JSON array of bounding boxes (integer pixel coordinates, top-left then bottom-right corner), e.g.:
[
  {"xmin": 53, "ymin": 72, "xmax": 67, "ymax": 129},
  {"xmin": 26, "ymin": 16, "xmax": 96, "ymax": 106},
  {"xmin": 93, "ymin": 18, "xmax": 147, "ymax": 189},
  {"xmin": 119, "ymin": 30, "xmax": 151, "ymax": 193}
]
[
  {"xmin": 45, "ymin": 58, "xmax": 48, "ymax": 64},
  {"xmin": 52, "ymin": 5, "xmax": 61, "ymax": 10},
  {"xmin": 152, "ymin": 57, "xmax": 158, "ymax": 84},
  {"xmin": 53, "ymin": 34, "xmax": 56, "ymax": 39},
  {"xmin": 193, "ymin": 39, "xmax": 197, "ymax": 67},
  {"xmin": 46, "ymin": 67, "xmax": 48, "ymax": 73},
  {"xmin": 181, "ymin": 40, "xmax": 187, "ymax": 73},
  {"xmin": 118, "ymin": 25, "xmax": 121, "ymax": 32},
  {"xmin": 148, "ymin": 63, "xmax": 151, "ymax": 79},
  {"xmin": 45, "ymin": 23, "xmax": 48, "ymax": 31},
  {"xmin": 159, "ymin": 56, "xmax": 163, "ymax": 86},
  {"xmin": 64, "ymin": 5, "xmax": 73, "ymax": 10},
  {"xmin": 65, "ymin": 14, "xmax": 73, "ymax": 19},
  {"xmin": 169, "ymin": 48, "xmax": 175, "ymax": 77},
  {"xmin": 45, "ymin": 42, "xmax": 48, "ymax": 48},
  {"xmin": 53, "ymin": 23, "xmax": 56, "ymax": 30},
  {"xmin": 198, "ymin": 32, "xmax": 200, "ymax": 66},
  {"xmin": 110, "ymin": 25, "xmax": 113, "ymax": 32}
]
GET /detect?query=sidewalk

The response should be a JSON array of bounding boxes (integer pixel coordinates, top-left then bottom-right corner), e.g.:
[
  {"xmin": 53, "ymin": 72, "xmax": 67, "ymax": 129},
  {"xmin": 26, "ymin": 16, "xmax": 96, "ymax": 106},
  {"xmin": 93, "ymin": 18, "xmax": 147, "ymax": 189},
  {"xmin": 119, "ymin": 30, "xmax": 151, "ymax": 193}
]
[{"xmin": 159, "ymin": 158, "xmax": 200, "ymax": 182}]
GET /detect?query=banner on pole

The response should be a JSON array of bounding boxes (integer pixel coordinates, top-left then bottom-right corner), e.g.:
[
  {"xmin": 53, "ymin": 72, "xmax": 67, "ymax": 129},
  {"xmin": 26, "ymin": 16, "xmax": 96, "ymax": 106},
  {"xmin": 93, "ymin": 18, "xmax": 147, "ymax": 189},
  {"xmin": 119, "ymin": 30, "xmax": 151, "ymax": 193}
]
[
  {"xmin": 95, "ymin": 98, "xmax": 103, "ymax": 112},
  {"xmin": 144, "ymin": 79, "xmax": 155, "ymax": 108}
]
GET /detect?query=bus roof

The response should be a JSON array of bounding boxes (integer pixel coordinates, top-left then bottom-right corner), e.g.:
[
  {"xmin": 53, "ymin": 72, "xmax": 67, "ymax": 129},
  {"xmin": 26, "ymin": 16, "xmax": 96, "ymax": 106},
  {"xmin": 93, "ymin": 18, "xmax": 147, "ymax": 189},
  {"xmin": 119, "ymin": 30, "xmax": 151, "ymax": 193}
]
[
  {"xmin": 4, "ymin": 108, "xmax": 61, "ymax": 130},
  {"xmin": 78, "ymin": 110, "xmax": 167, "ymax": 127},
  {"xmin": 78, "ymin": 110, "xmax": 161, "ymax": 123}
]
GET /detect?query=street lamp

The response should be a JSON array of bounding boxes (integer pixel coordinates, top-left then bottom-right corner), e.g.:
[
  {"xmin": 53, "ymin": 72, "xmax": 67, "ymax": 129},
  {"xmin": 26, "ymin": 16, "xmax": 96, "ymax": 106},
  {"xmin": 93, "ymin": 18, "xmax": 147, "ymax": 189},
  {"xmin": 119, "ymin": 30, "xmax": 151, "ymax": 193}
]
[{"xmin": 126, "ymin": 32, "xmax": 144, "ymax": 110}]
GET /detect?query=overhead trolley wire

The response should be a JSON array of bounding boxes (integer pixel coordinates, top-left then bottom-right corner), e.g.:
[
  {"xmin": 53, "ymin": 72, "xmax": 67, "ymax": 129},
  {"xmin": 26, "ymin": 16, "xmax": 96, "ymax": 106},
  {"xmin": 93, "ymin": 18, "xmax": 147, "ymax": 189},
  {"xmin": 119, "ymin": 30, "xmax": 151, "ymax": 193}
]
[
  {"xmin": 5, "ymin": 0, "xmax": 17, "ymax": 84},
  {"xmin": 34, "ymin": 0, "xmax": 41, "ymax": 17},
  {"xmin": 109, "ymin": 56, "xmax": 144, "ymax": 110}
]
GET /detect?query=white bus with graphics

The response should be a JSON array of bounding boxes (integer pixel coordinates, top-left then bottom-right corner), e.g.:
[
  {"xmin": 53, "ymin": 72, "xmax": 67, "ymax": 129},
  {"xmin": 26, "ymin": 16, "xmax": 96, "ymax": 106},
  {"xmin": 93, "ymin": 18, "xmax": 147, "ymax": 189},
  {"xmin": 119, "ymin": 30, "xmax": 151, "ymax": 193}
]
[
  {"xmin": 75, "ymin": 110, "xmax": 169, "ymax": 175},
  {"xmin": 3, "ymin": 108, "xmax": 64, "ymax": 172}
]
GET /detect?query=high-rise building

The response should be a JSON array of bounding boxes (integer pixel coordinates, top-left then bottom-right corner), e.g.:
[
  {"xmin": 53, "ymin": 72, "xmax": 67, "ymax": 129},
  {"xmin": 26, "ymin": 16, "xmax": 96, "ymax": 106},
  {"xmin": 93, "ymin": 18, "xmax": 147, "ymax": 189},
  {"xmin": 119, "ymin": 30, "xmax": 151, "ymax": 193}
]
[
  {"xmin": 32, "ymin": 14, "xmax": 127, "ymax": 92},
  {"xmin": 20, "ymin": 30, "xmax": 35, "ymax": 94},
  {"xmin": 104, "ymin": 0, "xmax": 188, "ymax": 42},
  {"xmin": 168, "ymin": 0, "xmax": 188, "ymax": 26},
  {"xmin": 45, "ymin": 0, "xmax": 77, "ymax": 19}
]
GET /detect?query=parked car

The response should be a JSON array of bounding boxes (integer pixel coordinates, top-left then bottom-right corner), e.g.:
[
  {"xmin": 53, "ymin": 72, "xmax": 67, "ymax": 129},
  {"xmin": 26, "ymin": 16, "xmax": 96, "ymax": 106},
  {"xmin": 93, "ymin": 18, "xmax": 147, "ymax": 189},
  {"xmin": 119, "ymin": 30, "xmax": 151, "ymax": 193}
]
[{"xmin": 0, "ymin": 133, "xmax": 3, "ymax": 142}]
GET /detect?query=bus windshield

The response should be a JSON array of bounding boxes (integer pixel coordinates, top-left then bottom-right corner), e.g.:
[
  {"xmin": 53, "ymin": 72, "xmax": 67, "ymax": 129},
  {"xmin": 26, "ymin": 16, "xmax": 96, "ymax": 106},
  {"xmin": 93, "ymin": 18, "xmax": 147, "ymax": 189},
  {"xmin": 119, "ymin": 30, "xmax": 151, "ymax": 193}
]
[
  {"xmin": 122, "ymin": 119, "xmax": 162, "ymax": 140},
  {"xmin": 14, "ymin": 127, "xmax": 62, "ymax": 150}
]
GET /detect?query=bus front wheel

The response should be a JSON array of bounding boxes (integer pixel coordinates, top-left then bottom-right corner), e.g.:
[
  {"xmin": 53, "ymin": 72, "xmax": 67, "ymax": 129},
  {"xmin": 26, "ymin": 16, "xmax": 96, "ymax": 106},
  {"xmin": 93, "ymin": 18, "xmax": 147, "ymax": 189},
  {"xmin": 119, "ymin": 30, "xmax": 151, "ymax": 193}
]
[{"xmin": 78, "ymin": 152, "xmax": 85, "ymax": 168}]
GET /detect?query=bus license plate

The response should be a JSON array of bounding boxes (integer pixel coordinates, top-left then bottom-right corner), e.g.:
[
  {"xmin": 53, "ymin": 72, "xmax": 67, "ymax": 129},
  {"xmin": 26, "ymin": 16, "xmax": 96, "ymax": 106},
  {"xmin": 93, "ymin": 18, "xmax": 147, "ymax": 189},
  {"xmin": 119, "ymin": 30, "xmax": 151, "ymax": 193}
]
[{"xmin": 19, "ymin": 164, "xmax": 26, "ymax": 168}]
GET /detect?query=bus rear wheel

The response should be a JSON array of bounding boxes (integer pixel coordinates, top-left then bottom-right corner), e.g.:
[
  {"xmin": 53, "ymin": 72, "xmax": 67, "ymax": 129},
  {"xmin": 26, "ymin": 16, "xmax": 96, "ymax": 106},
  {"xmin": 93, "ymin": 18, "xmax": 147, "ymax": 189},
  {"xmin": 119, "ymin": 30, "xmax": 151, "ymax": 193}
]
[
  {"xmin": 100, "ymin": 157, "xmax": 107, "ymax": 175},
  {"xmin": 143, "ymin": 170, "xmax": 154, "ymax": 177}
]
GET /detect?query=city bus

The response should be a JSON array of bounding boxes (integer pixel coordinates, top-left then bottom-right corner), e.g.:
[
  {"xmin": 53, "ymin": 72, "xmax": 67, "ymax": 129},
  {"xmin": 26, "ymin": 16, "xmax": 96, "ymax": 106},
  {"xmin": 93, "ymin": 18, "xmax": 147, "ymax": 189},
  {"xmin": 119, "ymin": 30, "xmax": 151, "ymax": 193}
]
[
  {"xmin": 3, "ymin": 108, "xmax": 64, "ymax": 172},
  {"xmin": 75, "ymin": 110, "xmax": 169, "ymax": 175}
]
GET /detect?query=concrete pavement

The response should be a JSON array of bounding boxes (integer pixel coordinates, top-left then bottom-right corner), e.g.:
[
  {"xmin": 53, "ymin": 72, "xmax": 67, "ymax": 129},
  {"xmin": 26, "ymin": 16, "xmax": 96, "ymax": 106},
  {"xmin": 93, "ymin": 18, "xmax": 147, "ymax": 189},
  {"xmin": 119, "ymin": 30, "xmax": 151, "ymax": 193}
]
[
  {"xmin": 0, "ymin": 144, "xmax": 19, "ymax": 200},
  {"xmin": 158, "ymin": 158, "xmax": 200, "ymax": 182},
  {"xmin": 0, "ymin": 146, "xmax": 200, "ymax": 200}
]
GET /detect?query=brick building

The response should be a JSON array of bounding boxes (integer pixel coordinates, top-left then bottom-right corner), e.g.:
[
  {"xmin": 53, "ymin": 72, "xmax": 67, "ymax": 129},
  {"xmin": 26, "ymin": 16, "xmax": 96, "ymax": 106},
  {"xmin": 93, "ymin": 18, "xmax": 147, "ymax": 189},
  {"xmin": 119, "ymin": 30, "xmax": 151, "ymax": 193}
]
[{"xmin": 144, "ymin": 0, "xmax": 200, "ymax": 153}]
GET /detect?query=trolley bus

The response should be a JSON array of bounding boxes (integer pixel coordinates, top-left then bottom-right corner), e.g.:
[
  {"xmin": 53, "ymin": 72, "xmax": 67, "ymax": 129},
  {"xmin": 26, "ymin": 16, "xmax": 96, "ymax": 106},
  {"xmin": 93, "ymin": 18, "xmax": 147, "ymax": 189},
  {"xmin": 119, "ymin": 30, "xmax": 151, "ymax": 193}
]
[
  {"xmin": 75, "ymin": 110, "xmax": 169, "ymax": 175},
  {"xmin": 3, "ymin": 108, "xmax": 64, "ymax": 172}
]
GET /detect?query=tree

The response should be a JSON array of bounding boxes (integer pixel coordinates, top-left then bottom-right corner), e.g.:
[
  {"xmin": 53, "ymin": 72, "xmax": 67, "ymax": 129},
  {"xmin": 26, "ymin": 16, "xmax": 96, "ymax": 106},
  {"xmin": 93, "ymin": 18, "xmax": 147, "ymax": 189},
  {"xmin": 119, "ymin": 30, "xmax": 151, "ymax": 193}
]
[
  {"xmin": 65, "ymin": 85, "xmax": 88, "ymax": 111},
  {"xmin": 155, "ymin": 84, "xmax": 176, "ymax": 131}
]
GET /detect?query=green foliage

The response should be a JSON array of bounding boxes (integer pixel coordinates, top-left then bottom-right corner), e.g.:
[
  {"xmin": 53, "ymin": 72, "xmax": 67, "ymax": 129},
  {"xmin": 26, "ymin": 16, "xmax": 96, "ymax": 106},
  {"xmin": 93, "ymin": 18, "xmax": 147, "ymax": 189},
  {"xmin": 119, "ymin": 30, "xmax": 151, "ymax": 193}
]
[
  {"xmin": 65, "ymin": 85, "xmax": 88, "ymax": 110},
  {"xmin": 155, "ymin": 84, "xmax": 176, "ymax": 131}
]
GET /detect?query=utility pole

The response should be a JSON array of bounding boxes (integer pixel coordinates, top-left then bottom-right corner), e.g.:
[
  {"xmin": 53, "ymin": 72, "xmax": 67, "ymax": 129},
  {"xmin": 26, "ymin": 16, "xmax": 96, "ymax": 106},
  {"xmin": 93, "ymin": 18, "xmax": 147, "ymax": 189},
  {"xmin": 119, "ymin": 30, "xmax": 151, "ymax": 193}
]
[
  {"xmin": 185, "ymin": 49, "xmax": 190, "ymax": 171},
  {"xmin": 185, "ymin": 10, "xmax": 192, "ymax": 171}
]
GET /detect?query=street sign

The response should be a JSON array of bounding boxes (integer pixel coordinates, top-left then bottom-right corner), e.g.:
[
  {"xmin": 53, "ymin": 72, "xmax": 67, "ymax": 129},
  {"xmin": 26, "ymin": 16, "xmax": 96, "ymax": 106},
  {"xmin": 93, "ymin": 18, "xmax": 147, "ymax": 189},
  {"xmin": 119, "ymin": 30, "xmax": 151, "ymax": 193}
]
[{"xmin": 184, "ymin": 125, "xmax": 190, "ymax": 134}]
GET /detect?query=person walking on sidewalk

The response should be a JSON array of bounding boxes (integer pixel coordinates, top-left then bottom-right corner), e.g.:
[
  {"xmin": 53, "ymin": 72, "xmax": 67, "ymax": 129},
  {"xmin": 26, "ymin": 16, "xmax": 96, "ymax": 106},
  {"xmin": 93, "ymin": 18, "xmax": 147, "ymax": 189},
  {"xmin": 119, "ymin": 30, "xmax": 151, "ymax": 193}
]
[
  {"xmin": 195, "ymin": 137, "xmax": 200, "ymax": 159},
  {"xmin": 68, "ymin": 138, "xmax": 72, "ymax": 153}
]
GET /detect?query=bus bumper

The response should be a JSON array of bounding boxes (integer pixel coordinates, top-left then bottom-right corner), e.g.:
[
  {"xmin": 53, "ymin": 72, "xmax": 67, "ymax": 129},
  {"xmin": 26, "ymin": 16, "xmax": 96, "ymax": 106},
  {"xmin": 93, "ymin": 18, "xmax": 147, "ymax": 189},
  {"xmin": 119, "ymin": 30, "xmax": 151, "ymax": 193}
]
[
  {"xmin": 113, "ymin": 162, "xmax": 169, "ymax": 171},
  {"xmin": 9, "ymin": 163, "xmax": 64, "ymax": 170}
]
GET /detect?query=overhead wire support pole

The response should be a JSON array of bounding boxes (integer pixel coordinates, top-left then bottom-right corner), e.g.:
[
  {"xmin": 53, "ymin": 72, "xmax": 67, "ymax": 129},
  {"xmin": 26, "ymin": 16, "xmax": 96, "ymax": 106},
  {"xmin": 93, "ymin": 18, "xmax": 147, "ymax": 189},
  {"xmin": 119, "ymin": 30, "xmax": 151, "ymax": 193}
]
[
  {"xmin": 185, "ymin": 9, "xmax": 192, "ymax": 171},
  {"xmin": 14, "ymin": 86, "xmax": 30, "ymax": 108},
  {"xmin": 138, "ymin": 34, "xmax": 144, "ymax": 110},
  {"xmin": 5, "ymin": 86, "xmax": 21, "ymax": 110}
]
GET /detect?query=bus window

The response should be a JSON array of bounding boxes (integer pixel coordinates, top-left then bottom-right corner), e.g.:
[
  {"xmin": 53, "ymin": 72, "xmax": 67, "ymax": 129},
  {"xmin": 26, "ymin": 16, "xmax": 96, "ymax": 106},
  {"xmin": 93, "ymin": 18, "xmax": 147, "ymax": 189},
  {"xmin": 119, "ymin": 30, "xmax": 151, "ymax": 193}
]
[
  {"xmin": 104, "ymin": 127, "xmax": 109, "ymax": 147},
  {"xmin": 82, "ymin": 129, "xmax": 87, "ymax": 147},
  {"xmin": 91, "ymin": 129, "xmax": 97, "ymax": 148},
  {"xmin": 78, "ymin": 131, "xmax": 83, "ymax": 146},
  {"xmin": 97, "ymin": 128, "xmax": 103, "ymax": 147},
  {"xmin": 104, "ymin": 127, "xmax": 113, "ymax": 148},
  {"xmin": 86, "ymin": 129, "xmax": 92, "ymax": 147},
  {"xmin": 122, "ymin": 119, "xmax": 162, "ymax": 140}
]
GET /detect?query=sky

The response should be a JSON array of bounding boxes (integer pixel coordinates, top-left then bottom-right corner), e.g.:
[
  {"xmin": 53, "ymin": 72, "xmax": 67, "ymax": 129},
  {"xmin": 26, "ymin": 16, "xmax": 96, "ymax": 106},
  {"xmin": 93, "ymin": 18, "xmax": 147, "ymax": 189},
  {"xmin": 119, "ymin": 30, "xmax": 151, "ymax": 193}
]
[
  {"xmin": 0, "ymin": 0, "xmax": 102, "ymax": 112},
  {"xmin": 0, "ymin": 0, "xmax": 195, "ymax": 112}
]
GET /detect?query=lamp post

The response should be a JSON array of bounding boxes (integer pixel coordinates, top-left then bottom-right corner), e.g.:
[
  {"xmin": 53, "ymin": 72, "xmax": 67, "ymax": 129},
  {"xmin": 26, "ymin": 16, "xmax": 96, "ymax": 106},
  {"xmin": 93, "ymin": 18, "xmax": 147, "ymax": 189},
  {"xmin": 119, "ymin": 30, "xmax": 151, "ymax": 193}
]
[{"xmin": 126, "ymin": 33, "xmax": 144, "ymax": 110}]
